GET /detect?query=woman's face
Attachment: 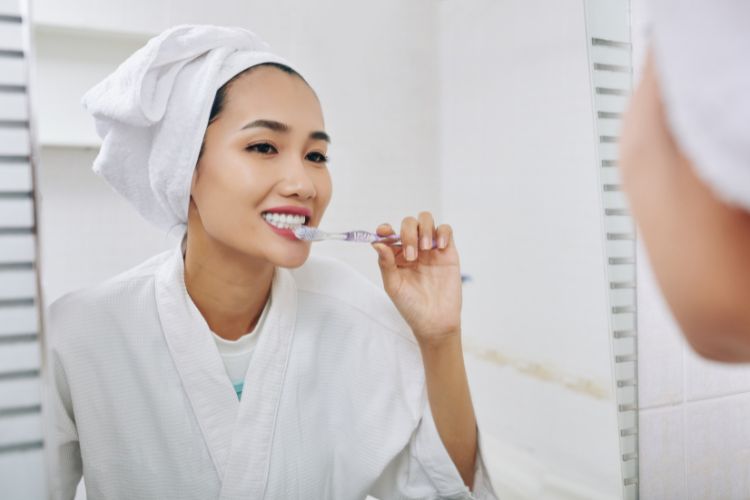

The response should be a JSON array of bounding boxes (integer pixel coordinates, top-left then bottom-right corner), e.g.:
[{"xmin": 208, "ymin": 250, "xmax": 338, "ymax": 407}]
[{"xmin": 189, "ymin": 65, "xmax": 332, "ymax": 268}]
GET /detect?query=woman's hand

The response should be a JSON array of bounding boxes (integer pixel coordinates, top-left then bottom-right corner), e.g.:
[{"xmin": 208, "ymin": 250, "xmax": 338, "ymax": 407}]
[{"xmin": 371, "ymin": 212, "xmax": 462, "ymax": 346}]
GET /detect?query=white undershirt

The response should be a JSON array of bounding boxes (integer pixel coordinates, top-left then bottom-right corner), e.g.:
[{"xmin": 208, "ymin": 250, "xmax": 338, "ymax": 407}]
[
  {"xmin": 181, "ymin": 233, "xmax": 271, "ymax": 399},
  {"xmin": 210, "ymin": 295, "xmax": 271, "ymax": 399}
]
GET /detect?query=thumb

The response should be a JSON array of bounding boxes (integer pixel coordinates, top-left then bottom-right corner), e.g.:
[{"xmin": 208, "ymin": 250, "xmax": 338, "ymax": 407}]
[
  {"xmin": 373, "ymin": 244, "xmax": 406, "ymax": 300},
  {"xmin": 372, "ymin": 243, "xmax": 399, "ymax": 284}
]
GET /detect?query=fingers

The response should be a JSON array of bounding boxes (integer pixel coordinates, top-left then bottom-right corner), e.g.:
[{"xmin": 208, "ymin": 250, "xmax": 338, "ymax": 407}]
[
  {"xmin": 373, "ymin": 241, "xmax": 397, "ymax": 273},
  {"xmin": 375, "ymin": 213, "xmax": 452, "ymax": 263},
  {"xmin": 402, "ymin": 212, "xmax": 441, "ymax": 262},
  {"xmin": 376, "ymin": 223, "xmax": 395, "ymax": 237},
  {"xmin": 417, "ymin": 211, "xmax": 435, "ymax": 252},
  {"xmin": 435, "ymin": 223, "xmax": 452, "ymax": 249},
  {"xmin": 400, "ymin": 216, "xmax": 420, "ymax": 261}
]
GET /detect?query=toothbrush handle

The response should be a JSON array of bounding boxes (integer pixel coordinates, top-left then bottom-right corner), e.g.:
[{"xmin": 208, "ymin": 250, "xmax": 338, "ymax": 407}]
[
  {"xmin": 377, "ymin": 234, "xmax": 439, "ymax": 249},
  {"xmin": 342, "ymin": 230, "xmax": 439, "ymax": 248}
]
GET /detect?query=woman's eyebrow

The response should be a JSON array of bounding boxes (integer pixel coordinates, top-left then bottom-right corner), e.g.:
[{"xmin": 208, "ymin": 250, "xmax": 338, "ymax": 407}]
[{"xmin": 239, "ymin": 119, "xmax": 331, "ymax": 144}]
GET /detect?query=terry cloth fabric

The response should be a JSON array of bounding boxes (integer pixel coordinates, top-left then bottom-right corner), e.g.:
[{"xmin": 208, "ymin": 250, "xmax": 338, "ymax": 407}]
[
  {"xmin": 650, "ymin": 0, "xmax": 750, "ymax": 211},
  {"xmin": 80, "ymin": 24, "xmax": 296, "ymax": 238},
  {"xmin": 45, "ymin": 237, "xmax": 500, "ymax": 498}
]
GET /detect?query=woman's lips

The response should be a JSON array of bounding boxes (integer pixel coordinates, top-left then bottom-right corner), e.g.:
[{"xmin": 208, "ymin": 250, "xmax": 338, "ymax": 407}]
[{"xmin": 263, "ymin": 219, "xmax": 304, "ymax": 241}]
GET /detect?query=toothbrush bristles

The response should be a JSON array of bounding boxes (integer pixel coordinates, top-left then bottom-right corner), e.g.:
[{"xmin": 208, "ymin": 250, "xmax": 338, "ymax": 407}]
[{"xmin": 292, "ymin": 225, "xmax": 318, "ymax": 241}]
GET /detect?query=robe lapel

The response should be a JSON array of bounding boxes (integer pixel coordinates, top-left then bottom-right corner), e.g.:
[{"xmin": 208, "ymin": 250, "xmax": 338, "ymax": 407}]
[
  {"xmin": 154, "ymin": 241, "xmax": 240, "ymax": 481},
  {"xmin": 219, "ymin": 261, "xmax": 298, "ymax": 500}
]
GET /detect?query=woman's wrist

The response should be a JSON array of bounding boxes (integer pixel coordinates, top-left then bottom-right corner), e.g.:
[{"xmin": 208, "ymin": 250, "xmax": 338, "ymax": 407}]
[{"xmin": 417, "ymin": 330, "xmax": 462, "ymax": 354}]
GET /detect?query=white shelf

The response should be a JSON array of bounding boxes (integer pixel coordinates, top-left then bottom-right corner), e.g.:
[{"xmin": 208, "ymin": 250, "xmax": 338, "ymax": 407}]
[
  {"xmin": 30, "ymin": 24, "xmax": 147, "ymax": 148},
  {"xmin": 31, "ymin": 21, "xmax": 155, "ymax": 44}
]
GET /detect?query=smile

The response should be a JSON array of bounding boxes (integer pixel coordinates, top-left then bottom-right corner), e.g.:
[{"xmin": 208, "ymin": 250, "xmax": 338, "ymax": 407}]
[
  {"xmin": 262, "ymin": 212, "xmax": 307, "ymax": 229},
  {"xmin": 261, "ymin": 212, "xmax": 309, "ymax": 241}
]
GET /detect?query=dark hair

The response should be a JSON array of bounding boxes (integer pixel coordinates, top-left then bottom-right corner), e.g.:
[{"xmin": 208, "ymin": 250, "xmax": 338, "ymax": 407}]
[{"xmin": 196, "ymin": 62, "xmax": 308, "ymax": 162}]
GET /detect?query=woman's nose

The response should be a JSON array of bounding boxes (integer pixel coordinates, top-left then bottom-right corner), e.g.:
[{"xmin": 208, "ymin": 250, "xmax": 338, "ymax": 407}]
[{"xmin": 280, "ymin": 161, "xmax": 316, "ymax": 199}]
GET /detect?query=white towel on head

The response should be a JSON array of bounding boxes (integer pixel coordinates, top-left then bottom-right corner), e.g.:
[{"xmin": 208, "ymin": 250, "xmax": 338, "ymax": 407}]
[
  {"xmin": 81, "ymin": 24, "xmax": 296, "ymax": 238},
  {"xmin": 650, "ymin": 0, "xmax": 750, "ymax": 212}
]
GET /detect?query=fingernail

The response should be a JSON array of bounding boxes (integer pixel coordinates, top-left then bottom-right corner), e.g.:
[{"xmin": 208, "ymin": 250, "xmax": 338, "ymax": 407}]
[
  {"xmin": 421, "ymin": 236, "xmax": 430, "ymax": 250},
  {"xmin": 406, "ymin": 246, "xmax": 416, "ymax": 261},
  {"xmin": 438, "ymin": 237, "xmax": 446, "ymax": 249}
]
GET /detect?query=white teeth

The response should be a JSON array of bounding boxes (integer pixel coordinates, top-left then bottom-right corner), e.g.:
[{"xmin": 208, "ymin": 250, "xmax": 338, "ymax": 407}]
[{"xmin": 262, "ymin": 212, "xmax": 307, "ymax": 229}]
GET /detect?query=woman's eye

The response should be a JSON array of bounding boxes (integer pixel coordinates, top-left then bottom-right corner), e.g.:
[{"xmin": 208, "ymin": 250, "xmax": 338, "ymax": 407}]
[
  {"xmin": 307, "ymin": 152, "xmax": 329, "ymax": 163},
  {"xmin": 246, "ymin": 143, "xmax": 277, "ymax": 154},
  {"xmin": 245, "ymin": 143, "xmax": 327, "ymax": 164}
]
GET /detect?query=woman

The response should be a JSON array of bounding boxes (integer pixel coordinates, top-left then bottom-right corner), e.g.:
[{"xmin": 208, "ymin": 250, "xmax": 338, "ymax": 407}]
[
  {"xmin": 45, "ymin": 25, "xmax": 497, "ymax": 499},
  {"xmin": 620, "ymin": 0, "xmax": 750, "ymax": 361}
]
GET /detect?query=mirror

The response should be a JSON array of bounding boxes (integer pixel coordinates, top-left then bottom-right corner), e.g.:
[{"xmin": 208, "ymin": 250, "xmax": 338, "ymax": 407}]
[
  {"xmin": 0, "ymin": 0, "xmax": 641, "ymax": 499},
  {"xmin": 444, "ymin": 1, "xmax": 635, "ymax": 498}
]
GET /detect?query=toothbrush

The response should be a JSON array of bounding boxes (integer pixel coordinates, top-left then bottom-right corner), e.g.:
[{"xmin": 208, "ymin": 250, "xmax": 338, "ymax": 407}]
[{"xmin": 292, "ymin": 226, "xmax": 439, "ymax": 249}]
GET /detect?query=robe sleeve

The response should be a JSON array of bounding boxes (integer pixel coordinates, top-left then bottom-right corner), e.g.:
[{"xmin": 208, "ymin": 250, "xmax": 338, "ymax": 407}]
[
  {"xmin": 43, "ymin": 331, "xmax": 83, "ymax": 500},
  {"xmin": 367, "ymin": 389, "xmax": 499, "ymax": 499}
]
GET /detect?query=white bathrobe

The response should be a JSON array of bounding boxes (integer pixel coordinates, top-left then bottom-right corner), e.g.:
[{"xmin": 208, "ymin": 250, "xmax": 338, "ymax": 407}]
[{"xmin": 43, "ymin": 236, "xmax": 498, "ymax": 500}]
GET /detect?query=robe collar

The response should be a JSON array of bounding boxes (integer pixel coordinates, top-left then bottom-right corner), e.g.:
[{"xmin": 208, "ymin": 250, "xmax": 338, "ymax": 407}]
[{"xmin": 154, "ymin": 236, "xmax": 298, "ymax": 498}]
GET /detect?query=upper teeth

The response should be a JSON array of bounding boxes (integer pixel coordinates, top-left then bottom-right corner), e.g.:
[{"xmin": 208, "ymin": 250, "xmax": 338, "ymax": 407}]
[{"xmin": 263, "ymin": 212, "xmax": 307, "ymax": 228}]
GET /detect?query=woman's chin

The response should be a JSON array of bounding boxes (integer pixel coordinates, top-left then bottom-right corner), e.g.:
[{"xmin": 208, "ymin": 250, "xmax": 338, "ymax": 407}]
[{"xmin": 268, "ymin": 244, "xmax": 311, "ymax": 268}]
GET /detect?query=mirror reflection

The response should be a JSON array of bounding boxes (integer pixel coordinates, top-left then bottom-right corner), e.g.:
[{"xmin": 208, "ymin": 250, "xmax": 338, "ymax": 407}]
[{"xmin": 0, "ymin": 0, "xmax": 638, "ymax": 499}]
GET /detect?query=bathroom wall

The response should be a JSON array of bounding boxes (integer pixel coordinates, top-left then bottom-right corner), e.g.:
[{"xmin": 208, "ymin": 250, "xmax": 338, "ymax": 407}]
[
  {"xmin": 631, "ymin": 0, "xmax": 750, "ymax": 497},
  {"xmin": 438, "ymin": 0, "xmax": 622, "ymax": 497}
]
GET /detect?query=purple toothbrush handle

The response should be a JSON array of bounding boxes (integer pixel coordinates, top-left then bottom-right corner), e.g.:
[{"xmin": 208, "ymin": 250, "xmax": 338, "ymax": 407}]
[{"xmin": 376, "ymin": 234, "xmax": 439, "ymax": 249}]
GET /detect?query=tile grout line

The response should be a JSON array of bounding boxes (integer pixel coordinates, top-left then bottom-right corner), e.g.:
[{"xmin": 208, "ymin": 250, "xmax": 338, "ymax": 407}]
[{"xmin": 685, "ymin": 387, "xmax": 750, "ymax": 405}]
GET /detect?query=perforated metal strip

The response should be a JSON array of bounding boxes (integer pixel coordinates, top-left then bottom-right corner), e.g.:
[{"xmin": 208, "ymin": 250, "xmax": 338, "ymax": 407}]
[{"xmin": 583, "ymin": 0, "xmax": 638, "ymax": 498}]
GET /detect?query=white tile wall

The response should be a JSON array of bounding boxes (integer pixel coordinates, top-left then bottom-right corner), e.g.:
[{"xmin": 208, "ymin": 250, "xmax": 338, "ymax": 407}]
[
  {"xmin": 638, "ymin": 406, "xmax": 686, "ymax": 499},
  {"xmin": 685, "ymin": 349, "xmax": 750, "ymax": 403},
  {"xmin": 685, "ymin": 395, "xmax": 750, "ymax": 499}
]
